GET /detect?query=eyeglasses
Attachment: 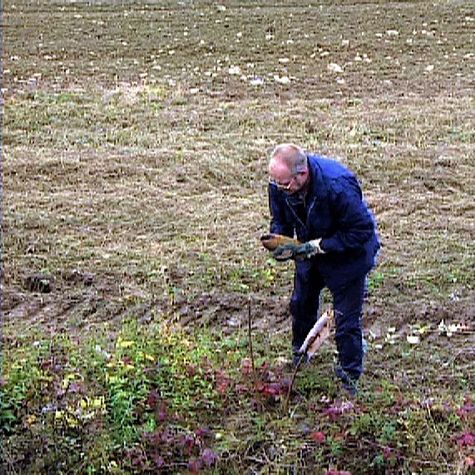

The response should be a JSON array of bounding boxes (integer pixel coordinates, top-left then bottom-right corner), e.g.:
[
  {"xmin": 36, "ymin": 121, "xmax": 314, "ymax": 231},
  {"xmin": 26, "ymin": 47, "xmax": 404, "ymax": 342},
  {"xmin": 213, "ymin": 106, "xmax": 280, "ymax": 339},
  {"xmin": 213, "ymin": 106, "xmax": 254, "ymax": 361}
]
[{"xmin": 268, "ymin": 174, "xmax": 297, "ymax": 190}]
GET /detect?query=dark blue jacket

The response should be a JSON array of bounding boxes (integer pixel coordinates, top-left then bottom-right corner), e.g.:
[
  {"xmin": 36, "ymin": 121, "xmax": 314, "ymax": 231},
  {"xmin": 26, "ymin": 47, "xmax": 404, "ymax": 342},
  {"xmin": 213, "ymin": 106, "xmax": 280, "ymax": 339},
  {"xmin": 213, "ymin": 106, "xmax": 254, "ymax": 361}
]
[{"xmin": 268, "ymin": 154, "xmax": 380, "ymax": 289}]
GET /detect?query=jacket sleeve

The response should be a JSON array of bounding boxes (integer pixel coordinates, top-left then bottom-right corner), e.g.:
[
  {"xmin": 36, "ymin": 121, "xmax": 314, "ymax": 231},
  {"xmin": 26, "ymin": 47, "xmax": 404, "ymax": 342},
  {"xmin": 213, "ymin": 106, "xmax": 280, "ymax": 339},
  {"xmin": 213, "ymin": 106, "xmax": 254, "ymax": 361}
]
[
  {"xmin": 268, "ymin": 185, "xmax": 294, "ymax": 237},
  {"xmin": 320, "ymin": 176, "xmax": 375, "ymax": 253}
]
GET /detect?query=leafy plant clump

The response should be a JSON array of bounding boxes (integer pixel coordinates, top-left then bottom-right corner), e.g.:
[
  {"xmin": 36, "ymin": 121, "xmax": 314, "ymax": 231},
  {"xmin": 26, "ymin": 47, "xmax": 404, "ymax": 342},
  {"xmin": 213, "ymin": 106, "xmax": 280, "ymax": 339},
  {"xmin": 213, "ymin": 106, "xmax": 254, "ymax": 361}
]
[{"xmin": 1, "ymin": 319, "xmax": 474, "ymax": 474}]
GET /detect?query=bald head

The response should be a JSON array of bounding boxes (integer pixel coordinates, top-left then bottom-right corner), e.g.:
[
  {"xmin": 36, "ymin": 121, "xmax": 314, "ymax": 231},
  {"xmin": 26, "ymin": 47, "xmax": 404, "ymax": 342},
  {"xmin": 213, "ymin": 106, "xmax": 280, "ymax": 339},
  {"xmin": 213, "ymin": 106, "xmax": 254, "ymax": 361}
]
[
  {"xmin": 268, "ymin": 143, "xmax": 309, "ymax": 193},
  {"xmin": 269, "ymin": 143, "xmax": 307, "ymax": 175}
]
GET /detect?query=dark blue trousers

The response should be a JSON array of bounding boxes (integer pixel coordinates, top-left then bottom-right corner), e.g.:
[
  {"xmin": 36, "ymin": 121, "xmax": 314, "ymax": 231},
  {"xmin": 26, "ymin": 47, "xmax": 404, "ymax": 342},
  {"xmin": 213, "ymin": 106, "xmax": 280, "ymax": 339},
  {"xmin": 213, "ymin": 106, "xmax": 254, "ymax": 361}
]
[{"xmin": 290, "ymin": 261, "xmax": 366, "ymax": 382}]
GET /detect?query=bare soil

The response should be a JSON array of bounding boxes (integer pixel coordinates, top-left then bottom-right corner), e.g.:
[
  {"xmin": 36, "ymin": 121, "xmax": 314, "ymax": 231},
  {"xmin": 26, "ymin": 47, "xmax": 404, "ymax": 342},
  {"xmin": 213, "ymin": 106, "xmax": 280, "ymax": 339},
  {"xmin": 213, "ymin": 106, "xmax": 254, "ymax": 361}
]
[{"xmin": 2, "ymin": 0, "xmax": 474, "ymax": 351}]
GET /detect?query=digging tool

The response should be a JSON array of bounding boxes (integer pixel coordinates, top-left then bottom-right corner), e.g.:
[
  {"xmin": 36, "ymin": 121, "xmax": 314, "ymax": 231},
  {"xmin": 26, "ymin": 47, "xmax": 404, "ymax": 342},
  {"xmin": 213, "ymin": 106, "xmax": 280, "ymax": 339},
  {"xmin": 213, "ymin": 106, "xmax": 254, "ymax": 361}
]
[
  {"xmin": 298, "ymin": 308, "xmax": 333, "ymax": 360},
  {"xmin": 284, "ymin": 308, "xmax": 333, "ymax": 410}
]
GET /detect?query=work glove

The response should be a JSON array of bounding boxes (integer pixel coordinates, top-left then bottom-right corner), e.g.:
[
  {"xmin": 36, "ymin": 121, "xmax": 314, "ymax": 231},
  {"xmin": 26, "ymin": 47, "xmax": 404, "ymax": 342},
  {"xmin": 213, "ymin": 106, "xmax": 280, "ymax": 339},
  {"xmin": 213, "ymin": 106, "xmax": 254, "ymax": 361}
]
[{"xmin": 273, "ymin": 239, "xmax": 325, "ymax": 262}]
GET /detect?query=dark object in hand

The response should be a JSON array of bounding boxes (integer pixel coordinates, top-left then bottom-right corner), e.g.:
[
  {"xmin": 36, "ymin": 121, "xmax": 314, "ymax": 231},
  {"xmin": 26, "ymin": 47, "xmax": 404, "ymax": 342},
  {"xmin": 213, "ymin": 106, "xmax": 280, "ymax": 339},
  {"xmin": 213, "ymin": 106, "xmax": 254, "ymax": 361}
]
[{"xmin": 260, "ymin": 233, "xmax": 300, "ymax": 251}]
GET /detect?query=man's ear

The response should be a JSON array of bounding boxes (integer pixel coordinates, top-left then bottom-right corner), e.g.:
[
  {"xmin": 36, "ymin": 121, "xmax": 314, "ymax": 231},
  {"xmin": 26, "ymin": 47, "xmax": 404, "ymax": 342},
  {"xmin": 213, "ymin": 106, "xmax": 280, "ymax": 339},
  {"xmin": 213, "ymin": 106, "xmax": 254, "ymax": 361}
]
[{"xmin": 300, "ymin": 168, "xmax": 309, "ymax": 181}]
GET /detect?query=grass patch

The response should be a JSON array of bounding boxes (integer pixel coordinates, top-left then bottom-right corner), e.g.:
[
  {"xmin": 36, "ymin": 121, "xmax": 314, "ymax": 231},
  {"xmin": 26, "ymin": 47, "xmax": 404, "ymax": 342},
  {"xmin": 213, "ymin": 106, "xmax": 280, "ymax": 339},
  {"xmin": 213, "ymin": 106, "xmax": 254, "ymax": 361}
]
[{"xmin": 2, "ymin": 318, "xmax": 474, "ymax": 473}]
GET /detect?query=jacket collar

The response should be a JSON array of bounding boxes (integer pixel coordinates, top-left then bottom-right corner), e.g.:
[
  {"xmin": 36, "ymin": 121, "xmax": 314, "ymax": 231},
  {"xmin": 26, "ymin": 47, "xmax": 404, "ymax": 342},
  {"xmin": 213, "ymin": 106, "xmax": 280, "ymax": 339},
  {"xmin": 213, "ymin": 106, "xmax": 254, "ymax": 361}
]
[{"xmin": 306, "ymin": 154, "xmax": 329, "ymax": 201}]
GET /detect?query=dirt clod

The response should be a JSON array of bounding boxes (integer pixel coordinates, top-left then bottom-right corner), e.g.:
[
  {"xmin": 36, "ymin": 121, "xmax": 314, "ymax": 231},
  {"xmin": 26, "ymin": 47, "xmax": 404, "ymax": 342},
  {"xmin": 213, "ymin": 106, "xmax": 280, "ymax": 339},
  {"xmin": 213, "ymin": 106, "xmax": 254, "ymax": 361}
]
[
  {"xmin": 62, "ymin": 270, "xmax": 95, "ymax": 287},
  {"xmin": 24, "ymin": 274, "xmax": 54, "ymax": 294}
]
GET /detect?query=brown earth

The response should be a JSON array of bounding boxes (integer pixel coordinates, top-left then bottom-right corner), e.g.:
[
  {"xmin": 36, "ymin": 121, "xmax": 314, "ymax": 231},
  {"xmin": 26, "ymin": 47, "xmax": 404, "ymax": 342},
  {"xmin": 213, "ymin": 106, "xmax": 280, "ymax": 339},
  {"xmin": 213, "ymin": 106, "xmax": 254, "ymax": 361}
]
[{"xmin": 2, "ymin": 0, "xmax": 474, "ymax": 349}]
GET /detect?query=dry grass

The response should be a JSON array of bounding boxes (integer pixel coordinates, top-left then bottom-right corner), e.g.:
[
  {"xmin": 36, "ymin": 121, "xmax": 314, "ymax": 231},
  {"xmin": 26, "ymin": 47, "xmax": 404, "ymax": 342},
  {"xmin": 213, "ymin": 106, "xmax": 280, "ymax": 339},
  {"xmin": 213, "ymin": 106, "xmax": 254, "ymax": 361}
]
[{"xmin": 3, "ymin": 0, "xmax": 474, "ymax": 327}]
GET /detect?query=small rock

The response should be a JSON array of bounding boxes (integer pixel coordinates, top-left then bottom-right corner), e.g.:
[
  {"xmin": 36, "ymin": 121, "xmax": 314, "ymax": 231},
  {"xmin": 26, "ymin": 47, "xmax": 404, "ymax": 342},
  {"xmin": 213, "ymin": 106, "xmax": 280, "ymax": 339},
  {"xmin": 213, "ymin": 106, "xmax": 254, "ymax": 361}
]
[{"xmin": 327, "ymin": 63, "xmax": 343, "ymax": 74}]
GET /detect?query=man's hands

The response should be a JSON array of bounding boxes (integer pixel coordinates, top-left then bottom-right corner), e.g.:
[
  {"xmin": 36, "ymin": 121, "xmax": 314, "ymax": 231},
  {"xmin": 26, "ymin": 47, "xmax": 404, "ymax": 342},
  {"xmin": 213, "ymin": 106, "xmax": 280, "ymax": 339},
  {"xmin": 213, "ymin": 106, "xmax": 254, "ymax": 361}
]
[
  {"xmin": 260, "ymin": 233, "xmax": 300, "ymax": 251},
  {"xmin": 260, "ymin": 233, "xmax": 325, "ymax": 262},
  {"xmin": 273, "ymin": 239, "xmax": 325, "ymax": 262}
]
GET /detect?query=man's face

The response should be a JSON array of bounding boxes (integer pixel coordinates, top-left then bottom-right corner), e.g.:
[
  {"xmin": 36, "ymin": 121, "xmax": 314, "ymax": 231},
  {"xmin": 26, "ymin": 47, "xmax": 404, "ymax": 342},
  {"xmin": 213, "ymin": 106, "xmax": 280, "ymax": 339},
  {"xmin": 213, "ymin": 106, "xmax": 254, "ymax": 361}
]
[{"xmin": 269, "ymin": 168, "xmax": 308, "ymax": 194}]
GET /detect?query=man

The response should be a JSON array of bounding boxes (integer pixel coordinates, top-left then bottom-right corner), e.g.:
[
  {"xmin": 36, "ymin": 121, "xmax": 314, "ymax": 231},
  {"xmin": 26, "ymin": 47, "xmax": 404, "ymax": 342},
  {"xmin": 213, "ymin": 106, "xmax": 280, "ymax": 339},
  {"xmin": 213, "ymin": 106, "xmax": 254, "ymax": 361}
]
[{"xmin": 267, "ymin": 143, "xmax": 380, "ymax": 395}]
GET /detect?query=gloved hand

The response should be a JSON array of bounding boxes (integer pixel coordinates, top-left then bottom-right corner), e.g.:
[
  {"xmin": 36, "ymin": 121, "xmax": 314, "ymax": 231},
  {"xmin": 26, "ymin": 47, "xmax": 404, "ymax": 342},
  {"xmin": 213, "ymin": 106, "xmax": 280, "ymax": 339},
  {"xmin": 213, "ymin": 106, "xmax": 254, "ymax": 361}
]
[
  {"xmin": 293, "ymin": 239, "xmax": 325, "ymax": 260},
  {"xmin": 260, "ymin": 233, "xmax": 300, "ymax": 251},
  {"xmin": 272, "ymin": 243, "xmax": 300, "ymax": 261},
  {"xmin": 273, "ymin": 239, "xmax": 325, "ymax": 262}
]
